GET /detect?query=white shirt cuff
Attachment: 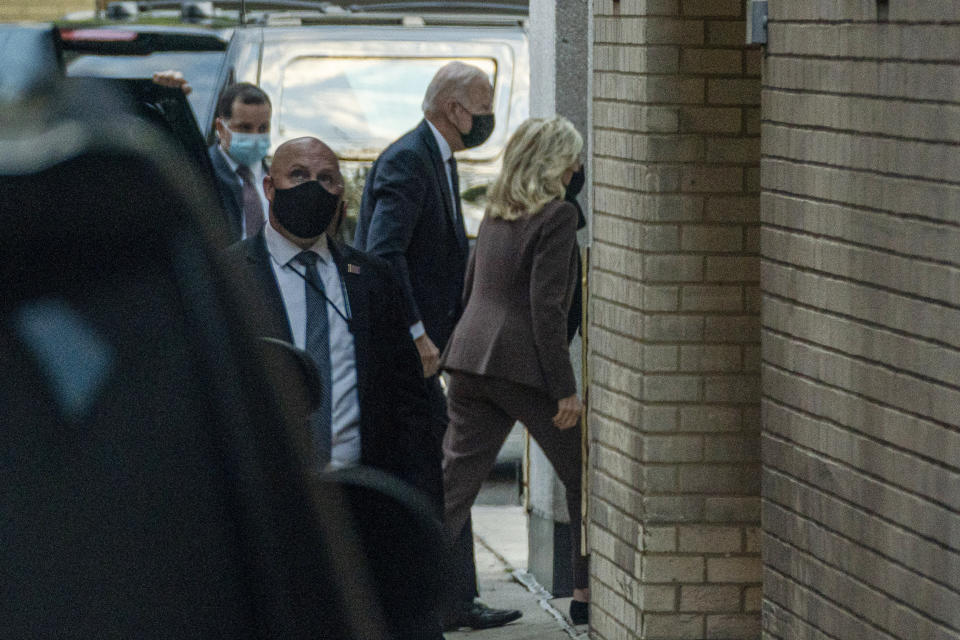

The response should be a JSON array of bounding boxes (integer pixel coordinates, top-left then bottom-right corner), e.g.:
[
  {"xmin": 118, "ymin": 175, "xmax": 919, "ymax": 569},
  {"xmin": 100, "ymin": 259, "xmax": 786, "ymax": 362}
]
[{"xmin": 409, "ymin": 321, "xmax": 426, "ymax": 340}]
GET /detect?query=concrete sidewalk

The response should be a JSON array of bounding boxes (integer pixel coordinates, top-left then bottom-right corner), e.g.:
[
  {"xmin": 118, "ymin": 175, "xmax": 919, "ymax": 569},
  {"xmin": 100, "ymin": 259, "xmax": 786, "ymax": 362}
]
[{"xmin": 445, "ymin": 505, "xmax": 588, "ymax": 640}]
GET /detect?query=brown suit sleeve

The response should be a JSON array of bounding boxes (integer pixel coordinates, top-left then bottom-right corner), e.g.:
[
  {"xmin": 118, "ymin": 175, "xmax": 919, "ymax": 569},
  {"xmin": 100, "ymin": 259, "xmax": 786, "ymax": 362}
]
[{"xmin": 529, "ymin": 201, "xmax": 579, "ymax": 400}]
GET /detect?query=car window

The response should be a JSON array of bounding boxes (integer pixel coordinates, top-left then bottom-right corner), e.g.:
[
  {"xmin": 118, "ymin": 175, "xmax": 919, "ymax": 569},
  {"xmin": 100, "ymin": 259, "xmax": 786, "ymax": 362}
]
[
  {"xmin": 66, "ymin": 51, "xmax": 224, "ymax": 122},
  {"xmin": 278, "ymin": 56, "xmax": 497, "ymax": 160}
]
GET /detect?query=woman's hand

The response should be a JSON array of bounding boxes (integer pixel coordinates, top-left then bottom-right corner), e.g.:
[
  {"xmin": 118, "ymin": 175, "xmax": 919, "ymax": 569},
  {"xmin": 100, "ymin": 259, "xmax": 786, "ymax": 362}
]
[{"xmin": 553, "ymin": 394, "xmax": 582, "ymax": 429}]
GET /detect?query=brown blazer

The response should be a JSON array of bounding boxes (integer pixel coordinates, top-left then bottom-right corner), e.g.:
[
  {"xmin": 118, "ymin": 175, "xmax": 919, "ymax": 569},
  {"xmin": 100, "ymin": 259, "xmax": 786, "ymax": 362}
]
[{"xmin": 440, "ymin": 199, "xmax": 579, "ymax": 400}]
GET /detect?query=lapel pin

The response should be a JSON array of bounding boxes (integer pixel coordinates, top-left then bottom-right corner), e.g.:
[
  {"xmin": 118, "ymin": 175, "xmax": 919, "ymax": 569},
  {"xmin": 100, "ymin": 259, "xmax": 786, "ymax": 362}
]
[{"xmin": 347, "ymin": 263, "xmax": 362, "ymax": 274}]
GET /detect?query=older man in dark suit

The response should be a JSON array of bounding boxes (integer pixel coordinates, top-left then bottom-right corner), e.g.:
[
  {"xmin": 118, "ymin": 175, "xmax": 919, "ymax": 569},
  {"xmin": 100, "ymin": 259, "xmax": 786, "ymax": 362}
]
[{"xmin": 353, "ymin": 61, "xmax": 522, "ymax": 631}]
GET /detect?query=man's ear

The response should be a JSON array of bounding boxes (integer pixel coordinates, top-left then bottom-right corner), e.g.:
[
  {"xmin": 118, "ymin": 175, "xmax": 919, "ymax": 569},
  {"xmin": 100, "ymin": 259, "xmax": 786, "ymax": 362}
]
[{"xmin": 263, "ymin": 174, "xmax": 274, "ymax": 202}]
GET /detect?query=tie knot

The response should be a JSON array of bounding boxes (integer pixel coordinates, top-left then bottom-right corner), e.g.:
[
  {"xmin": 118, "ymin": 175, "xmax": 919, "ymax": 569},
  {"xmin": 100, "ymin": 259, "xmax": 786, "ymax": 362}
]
[
  {"xmin": 236, "ymin": 164, "xmax": 254, "ymax": 181},
  {"xmin": 294, "ymin": 251, "xmax": 319, "ymax": 267}
]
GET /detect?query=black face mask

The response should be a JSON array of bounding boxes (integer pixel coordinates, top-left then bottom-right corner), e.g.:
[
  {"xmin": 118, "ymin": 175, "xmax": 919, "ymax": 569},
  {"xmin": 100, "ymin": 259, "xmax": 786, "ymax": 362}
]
[
  {"xmin": 565, "ymin": 165, "xmax": 586, "ymax": 202},
  {"xmin": 461, "ymin": 112, "xmax": 495, "ymax": 148},
  {"xmin": 272, "ymin": 180, "xmax": 340, "ymax": 239}
]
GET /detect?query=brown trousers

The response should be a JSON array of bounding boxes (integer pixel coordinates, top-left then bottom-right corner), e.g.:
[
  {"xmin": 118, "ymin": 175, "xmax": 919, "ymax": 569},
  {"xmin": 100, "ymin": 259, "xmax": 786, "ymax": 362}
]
[{"xmin": 442, "ymin": 371, "xmax": 589, "ymax": 592}]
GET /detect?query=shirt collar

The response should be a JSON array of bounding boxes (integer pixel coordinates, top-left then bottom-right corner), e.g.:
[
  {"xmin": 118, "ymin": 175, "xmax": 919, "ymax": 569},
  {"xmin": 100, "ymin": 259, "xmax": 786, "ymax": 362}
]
[
  {"xmin": 426, "ymin": 119, "xmax": 453, "ymax": 163},
  {"xmin": 264, "ymin": 222, "xmax": 331, "ymax": 268}
]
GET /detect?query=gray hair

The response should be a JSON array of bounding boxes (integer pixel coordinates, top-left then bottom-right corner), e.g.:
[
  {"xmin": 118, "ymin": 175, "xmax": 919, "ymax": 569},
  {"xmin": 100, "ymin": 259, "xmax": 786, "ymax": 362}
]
[{"xmin": 422, "ymin": 61, "xmax": 491, "ymax": 115}]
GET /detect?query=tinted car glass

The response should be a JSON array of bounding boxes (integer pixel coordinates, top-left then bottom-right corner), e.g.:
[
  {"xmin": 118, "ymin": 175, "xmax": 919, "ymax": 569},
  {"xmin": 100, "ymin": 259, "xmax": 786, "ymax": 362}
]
[
  {"xmin": 66, "ymin": 50, "xmax": 224, "ymax": 120},
  {"xmin": 280, "ymin": 55, "xmax": 496, "ymax": 159}
]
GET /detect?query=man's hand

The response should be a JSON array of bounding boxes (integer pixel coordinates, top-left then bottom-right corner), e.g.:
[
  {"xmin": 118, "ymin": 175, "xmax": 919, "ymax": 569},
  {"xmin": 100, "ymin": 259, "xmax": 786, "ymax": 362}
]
[
  {"xmin": 152, "ymin": 70, "xmax": 192, "ymax": 95},
  {"xmin": 552, "ymin": 394, "xmax": 582, "ymax": 430},
  {"xmin": 414, "ymin": 333, "xmax": 440, "ymax": 378}
]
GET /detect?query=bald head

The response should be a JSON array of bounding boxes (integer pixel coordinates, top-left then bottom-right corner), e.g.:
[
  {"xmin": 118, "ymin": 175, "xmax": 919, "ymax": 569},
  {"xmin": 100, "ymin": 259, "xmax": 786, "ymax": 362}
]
[
  {"xmin": 270, "ymin": 137, "xmax": 337, "ymax": 176},
  {"xmin": 264, "ymin": 136, "xmax": 345, "ymax": 247}
]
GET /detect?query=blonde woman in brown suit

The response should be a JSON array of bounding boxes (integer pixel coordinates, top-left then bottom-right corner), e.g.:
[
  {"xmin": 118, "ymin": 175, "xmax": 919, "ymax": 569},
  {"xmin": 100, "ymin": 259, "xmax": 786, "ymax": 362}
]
[{"xmin": 439, "ymin": 116, "xmax": 590, "ymax": 626}]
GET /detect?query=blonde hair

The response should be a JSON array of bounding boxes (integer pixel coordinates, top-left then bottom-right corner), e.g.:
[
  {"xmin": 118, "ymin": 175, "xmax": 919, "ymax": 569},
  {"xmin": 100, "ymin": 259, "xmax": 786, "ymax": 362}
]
[{"xmin": 486, "ymin": 116, "xmax": 583, "ymax": 221}]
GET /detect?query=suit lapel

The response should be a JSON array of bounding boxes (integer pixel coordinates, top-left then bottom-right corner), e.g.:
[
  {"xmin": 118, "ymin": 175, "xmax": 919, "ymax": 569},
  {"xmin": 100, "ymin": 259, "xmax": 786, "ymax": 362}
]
[
  {"xmin": 419, "ymin": 121, "xmax": 468, "ymax": 254},
  {"xmin": 245, "ymin": 231, "xmax": 294, "ymax": 343},
  {"xmin": 330, "ymin": 242, "xmax": 371, "ymax": 406},
  {"xmin": 209, "ymin": 145, "xmax": 243, "ymax": 237}
]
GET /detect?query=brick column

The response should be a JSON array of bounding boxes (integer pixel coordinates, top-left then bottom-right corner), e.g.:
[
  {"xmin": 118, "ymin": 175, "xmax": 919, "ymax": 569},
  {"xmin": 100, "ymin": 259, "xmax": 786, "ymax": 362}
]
[
  {"xmin": 588, "ymin": 0, "xmax": 762, "ymax": 638},
  {"xmin": 760, "ymin": 2, "xmax": 960, "ymax": 638}
]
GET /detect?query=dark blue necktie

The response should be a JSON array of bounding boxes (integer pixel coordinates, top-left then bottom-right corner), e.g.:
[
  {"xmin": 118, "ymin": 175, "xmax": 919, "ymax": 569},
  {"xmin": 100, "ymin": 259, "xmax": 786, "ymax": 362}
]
[{"xmin": 294, "ymin": 251, "xmax": 332, "ymax": 468}]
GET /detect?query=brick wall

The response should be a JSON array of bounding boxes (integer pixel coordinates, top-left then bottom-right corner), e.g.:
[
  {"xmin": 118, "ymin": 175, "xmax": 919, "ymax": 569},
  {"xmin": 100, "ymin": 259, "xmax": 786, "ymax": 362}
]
[
  {"xmin": 760, "ymin": 2, "xmax": 960, "ymax": 639},
  {"xmin": 588, "ymin": 0, "xmax": 762, "ymax": 637}
]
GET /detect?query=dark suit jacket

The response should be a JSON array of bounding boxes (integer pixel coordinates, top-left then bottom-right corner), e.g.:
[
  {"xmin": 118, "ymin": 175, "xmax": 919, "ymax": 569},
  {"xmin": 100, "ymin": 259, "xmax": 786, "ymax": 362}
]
[
  {"xmin": 221, "ymin": 230, "xmax": 442, "ymax": 503},
  {"xmin": 440, "ymin": 200, "xmax": 579, "ymax": 401},
  {"xmin": 208, "ymin": 143, "xmax": 269, "ymax": 243},
  {"xmin": 353, "ymin": 119, "xmax": 469, "ymax": 352}
]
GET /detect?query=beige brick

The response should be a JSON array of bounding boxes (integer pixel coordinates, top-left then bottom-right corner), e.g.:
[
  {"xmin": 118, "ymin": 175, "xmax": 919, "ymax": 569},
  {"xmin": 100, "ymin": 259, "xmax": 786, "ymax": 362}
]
[
  {"xmin": 708, "ymin": 78, "xmax": 761, "ymax": 105},
  {"xmin": 680, "ymin": 286, "xmax": 743, "ymax": 312},
  {"xmin": 636, "ymin": 404, "xmax": 675, "ymax": 430},
  {"xmin": 642, "ymin": 555, "xmax": 706, "ymax": 582},
  {"xmin": 642, "ymin": 613, "xmax": 705, "ymax": 638},
  {"xmin": 645, "ymin": 374, "xmax": 702, "ymax": 401},
  {"xmin": 642, "ymin": 525, "xmax": 678, "ymax": 552},
  {"xmin": 706, "ymin": 19, "xmax": 748, "ymax": 46},
  {"xmin": 681, "ymin": 167, "xmax": 744, "ymax": 193},
  {"xmin": 594, "ymin": 0, "xmax": 680, "ymax": 17},
  {"xmin": 704, "ymin": 435, "xmax": 759, "ymax": 463},
  {"xmin": 678, "ymin": 526, "xmax": 742, "ymax": 553},
  {"xmin": 680, "ymin": 107, "xmax": 743, "ymax": 133},
  {"xmin": 743, "ymin": 586, "xmax": 762, "ymax": 612},
  {"xmin": 705, "ymin": 255, "xmax": 759, "ymax": 281},
  {"xmin": 644, "ymin": 285, "xmax": 681, "ymax": 311},
  {"xmin": 679, "ymin": 406, "xmax": 742, "ymax": 432},
  {"xmin": 645, "ymin": 315, "xmax": 705, "ymax": 341},
  {"xmin": 646, "ymin": 345, "xmax": 679, "ymax": 371},
  {"xmin": 594, "ymin": 101, "xmax": 680, "ymax": 133},
  {"xmin": 681, "ymin": 0, "xmax": 742, "ymax": 17},
  {"xmin": 595, "ymin": 17, "xmax": 705, "ymax": 45},
  {"xmin": 640, "ymin": 585, "xmax": 678, "ymax": 611},
  {"xmin": 679, "ymin": 344, "xmax": 742, "ymax": 370},
  {"xmin": 681, "ymin": 225, "xmax": 744, "ymax": 252},
  {"xmin": 705, "ymin": 196, "xmax": 760, "ymax": 222},
  {"xmin": 644, "ymin": 435, "xmax": 704, "ymax": 462},
  {"xmin": 705, "ymin": 316, "xmax": 761, "ymax": 341},
  {"xmin": 644, "ymin": 255, "xmax": 704, "ymax": 281},
  {"xmin": 705, "ymin": 137, "xmax": 761, "ymax": 164},
  {"xmin": 594, "ymin": 44, "xmax": 680, "ymax": 74},
  {"xmin": 679, "ymin": 465, "xmax": 760, "ymax": 494},
  {"xmin": 704, "ymin": 497, "xmax": 760, "ymax": 522},
  {"xmin": 706, "ymin": 614, "xmax": 762, "ymax": 638},
  {"xmin": 704, "ymin": 374, "xmax": 760, "ymax": 403},
  {"xmin": 707, "ymin": 556, "xmax": 763, "ymax": 583},
  {"xmin": 681, "ymin": 48, "xmax": 743, "ymax": 75},
  {"xmin": 679, "ymin": 585, "xmax": 741, "ymax": 611}
]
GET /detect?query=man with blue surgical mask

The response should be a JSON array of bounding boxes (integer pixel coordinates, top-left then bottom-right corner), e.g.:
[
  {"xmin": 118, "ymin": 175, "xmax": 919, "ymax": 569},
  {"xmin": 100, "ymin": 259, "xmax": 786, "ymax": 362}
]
[{"xmin": 209, "ymin": 82, "xmax": 273, "ymax": 241}]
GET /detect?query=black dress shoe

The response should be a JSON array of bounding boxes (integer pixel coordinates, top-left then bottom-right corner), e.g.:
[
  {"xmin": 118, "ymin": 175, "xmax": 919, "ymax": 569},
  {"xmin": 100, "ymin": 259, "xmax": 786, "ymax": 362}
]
[
  {"xmin": 442, "ymin": 600, "xmax": 522, "ymax": 630},
  {"xmin": 569, "ymin": 600, "xmax": 589, "ymax": 625}
]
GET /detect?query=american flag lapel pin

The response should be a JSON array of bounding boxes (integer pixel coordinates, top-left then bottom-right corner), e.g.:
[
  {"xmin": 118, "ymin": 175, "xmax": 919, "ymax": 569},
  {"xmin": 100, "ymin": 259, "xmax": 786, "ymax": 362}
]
[{"xmin": 347, "ymin": 263, "xmax": 362, "ymax": 274}]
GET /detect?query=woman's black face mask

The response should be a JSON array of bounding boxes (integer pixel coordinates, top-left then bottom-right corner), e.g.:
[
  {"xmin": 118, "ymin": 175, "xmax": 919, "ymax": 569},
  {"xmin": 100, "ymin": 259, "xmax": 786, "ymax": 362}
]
[{"xmin": 565, "ymin": 165, "xmax": 586, "ymax": 201}]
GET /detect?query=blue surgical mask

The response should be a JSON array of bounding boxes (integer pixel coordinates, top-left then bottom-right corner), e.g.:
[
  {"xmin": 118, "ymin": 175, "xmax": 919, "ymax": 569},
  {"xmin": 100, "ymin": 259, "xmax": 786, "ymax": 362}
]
[{"xmin": 227, "ymin": 132, "xmax": 270, "ymax": 167}]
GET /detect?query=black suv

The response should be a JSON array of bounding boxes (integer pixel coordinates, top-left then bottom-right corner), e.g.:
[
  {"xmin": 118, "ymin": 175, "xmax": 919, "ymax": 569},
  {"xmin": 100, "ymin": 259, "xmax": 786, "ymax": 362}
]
[{"xmin": 58, "ymin": 1, "xmax": 531, "ymax": 236}]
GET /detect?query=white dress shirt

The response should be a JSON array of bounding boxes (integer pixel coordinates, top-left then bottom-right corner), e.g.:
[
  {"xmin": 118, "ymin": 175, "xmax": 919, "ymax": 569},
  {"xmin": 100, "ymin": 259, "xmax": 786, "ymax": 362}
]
[
  {"xmin": 264, "ymin": 223, "xmax": 362, "ymax": 469},
  {"xmin": 217, "ymin": 145, "xmax": 270, "ymax": 238}
]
